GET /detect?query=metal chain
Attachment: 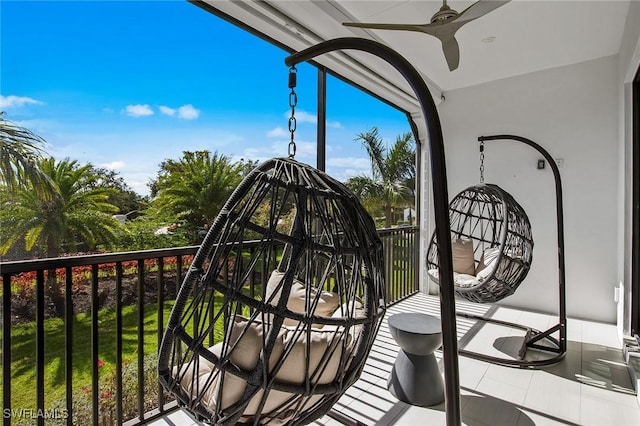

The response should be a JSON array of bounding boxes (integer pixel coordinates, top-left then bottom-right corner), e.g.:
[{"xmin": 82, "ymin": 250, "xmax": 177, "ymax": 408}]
[
  {"xmin": 479, "ymin": 141, "xmax": 485, "ymax": 184},
  {"xmin": 288, "ymin": 66, "xmax": 297, "ymax": 159}
]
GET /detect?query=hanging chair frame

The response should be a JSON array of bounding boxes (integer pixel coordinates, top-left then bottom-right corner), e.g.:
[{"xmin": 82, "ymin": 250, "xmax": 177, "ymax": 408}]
[
  {"xmin": 286, "ymin": 38, "xmax": 462, "ymax": 426},
  {"xmin": 157, "ymin": 35, "xmax": 461, "ymax": 426},
  {"xmin": 158, "ymin": 156, "xmax": 387, "ymax": 425},
  {"xmin": 453, "ymin": 134, "xmax": 567, "ymax": 368},
  {"xmin": 427, "ymin": 182, "xmax": 534, "ymax": 304}
]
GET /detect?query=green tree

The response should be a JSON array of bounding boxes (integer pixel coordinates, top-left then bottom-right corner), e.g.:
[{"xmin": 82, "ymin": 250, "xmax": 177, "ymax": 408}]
[
  {"xmin": 0, "ymin": 111, "xmax": 56, "ymax": 196},
  {"xmin": 346, "ymin": 127, "xmax": 415, "ymax": 228},
  {"xmin": 151, "ymin": 150, "xmax": 245, "ymax": 244},
  {"xmin": 88, "ymin": 166, "xmax": 147, "ymax": 214},
  {"xmin": 0, "ymin": 157, "xmax": 122, "ymax": 313},
  {"xmin": 113, "ymin": 212, "xmax": 190, "ymax": 251}
]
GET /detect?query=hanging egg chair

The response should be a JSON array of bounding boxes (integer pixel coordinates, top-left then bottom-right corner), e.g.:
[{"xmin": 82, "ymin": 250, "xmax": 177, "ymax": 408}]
[
  {"xmin": 158, "ymin": 157, "xmax": 386, "ymax": 425},
  {"xmin": 426, "ymin": 183, "xmax": 534, "ymax": 303}
]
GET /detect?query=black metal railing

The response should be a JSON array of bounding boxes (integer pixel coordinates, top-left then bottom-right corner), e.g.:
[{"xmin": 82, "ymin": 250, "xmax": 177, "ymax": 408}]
[{"xmin": 0, "ymin": 226, "xmax": 418, "ymax": 425}]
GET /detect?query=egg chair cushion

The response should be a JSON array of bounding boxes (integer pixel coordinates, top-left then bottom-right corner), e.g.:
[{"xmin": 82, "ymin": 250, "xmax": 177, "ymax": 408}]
[
  {"xmin": 476, "ymin": 247, "xmax": 501, "ymax": 281},
  {"xmin": 175, "ymin": 351, "xmax": 217, "ymax": 402},
  {"xmin": 265, "ymin": 270, "xmax": 341, "ymax": 327},
  {"xmin": 176, "ymin": 316, "xmax": 353, "ymax": 422},
  {"xmin": 427, "ymin": 269, "xmax": 480, "ymax": 288},
  {"xmin": 452, "ymin": 239, "xmax": 476, "ymax": 275}
]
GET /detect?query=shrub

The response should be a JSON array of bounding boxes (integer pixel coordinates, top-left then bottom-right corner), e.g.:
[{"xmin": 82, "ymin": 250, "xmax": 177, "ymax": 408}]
[{"xmin": 52, "ymin": 353, "xmax": 164, "ymax": 425}]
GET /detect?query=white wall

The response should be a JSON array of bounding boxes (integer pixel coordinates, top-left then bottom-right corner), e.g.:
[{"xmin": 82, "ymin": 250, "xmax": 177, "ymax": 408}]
[{"xmin": 430, "ymin": 55, "xmax": 619, "ymax": 323}]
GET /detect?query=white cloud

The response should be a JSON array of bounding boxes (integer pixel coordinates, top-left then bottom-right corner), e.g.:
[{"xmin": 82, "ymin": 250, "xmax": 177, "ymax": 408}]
[
  {"xmin": 0, "ymin": 95, "xmax": 44, "ymax": 108},
  {"xmin": 282, "ymin": 109, "xmax": 341, "ymax": 128},
  {"xmin": 326, "ymin": 157, "xmax": 370, "ymax": 170},
  {"xmin": 124, "ymin": 104, "xmax": 154, "ymax": 117},
  {"xmin": 267, "ymin": 126, "xmax": 288, "ymax": 138},
  {"xmin": 242, "ymin": 140, "xmax": 316, "ymax": 163},
  {"xmin": 177, "ymin": 104, "xmax": 200, "ymax": 120},
  {"xmin": 287, "ymin": 110, "xmax": 316, "ymax": 124},
  {"xmin": 159, "ymin": 106, "xmax": 176, "ymax": 116},
  {"xmin": 12, "ymin": 119, "xmax": 56, "ymax": 137},
  {"xmin": 101, "ymin": 160, "xmax": 125, "ymax": 170}
]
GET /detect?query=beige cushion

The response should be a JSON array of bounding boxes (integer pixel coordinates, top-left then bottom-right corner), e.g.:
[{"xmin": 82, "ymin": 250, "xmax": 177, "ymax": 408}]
[
  {"xmin": 244, "ymin": 326, "xmax": 349, "ymax": 421},
  {"xmin": 476, "ymin": 247, "xmax": 501, "ymax": 281},
  {"xmin": 175, "ymin": 348, "xmax": 217, "ymax": 405},
  {"xmin": 454, "ymin": 273, "xmax": 480, "ymax": 288},
  {"xmin": 427, "ymin": 269, "xmax": 480, "ymax": 288},
  {"xmin": 281, "ymin": 327, "xmax": 345, "ymax": 383},
  {"xmin": 452, "ymin": 239, "xmax": 476, "ymax": 275},
  {"xmin": 266, "ymin": 270, "xmax": 340, "ymax": 327},
  {"xmin": 332, "ymin": 300, "xmax": 365, "ymax": 319},
  {"xmin": 179, "ymin": 315, "xmax": 354, "ymax": 423},
  {"xmin": 211, "ymin": 316, "xmax": 286, "ymax": 413}
]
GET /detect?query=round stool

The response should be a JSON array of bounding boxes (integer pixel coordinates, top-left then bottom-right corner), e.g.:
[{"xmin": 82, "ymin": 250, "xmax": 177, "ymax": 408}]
[{"xmin": 387, "ymin": 313, "xmax": 444, "ymax": 406}]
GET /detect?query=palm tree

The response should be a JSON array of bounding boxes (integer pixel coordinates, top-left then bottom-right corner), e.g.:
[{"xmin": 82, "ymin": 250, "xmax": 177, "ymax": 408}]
[
  {"xmin": 152, "ymin": 150, "xmax": 244, "ymax": 243},
  {"xmin": 0, "ymin": 157, "xmax": 121, "ymax": 314},
  {"xmin": 346, "ymin": 127, "xmax": 415, "ymax": 228},
  {"xmin": 0, "ymin": 112, "xmax": 56, "ymax": 196}
]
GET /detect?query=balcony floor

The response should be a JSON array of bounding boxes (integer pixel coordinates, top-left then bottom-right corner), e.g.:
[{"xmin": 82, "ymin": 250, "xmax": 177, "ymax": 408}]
[{"xmin": 150, "ymin": 293, "xmax": 640, "ymax": 426}]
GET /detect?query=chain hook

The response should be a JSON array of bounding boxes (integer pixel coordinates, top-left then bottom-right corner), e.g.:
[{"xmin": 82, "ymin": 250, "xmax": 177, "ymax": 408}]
[
  {"xmin": 288, "ymin": 66, "xmax": 297, "ymax": 159},
  {"xmin": 479, "ymin": 140, "xmax": 485, "ymax": 184}
]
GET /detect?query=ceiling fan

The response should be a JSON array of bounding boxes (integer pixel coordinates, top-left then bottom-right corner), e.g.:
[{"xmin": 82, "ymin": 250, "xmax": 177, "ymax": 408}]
[{"xmin": 343, "ymin": 0, "xmax": 510, "ymax": 71}]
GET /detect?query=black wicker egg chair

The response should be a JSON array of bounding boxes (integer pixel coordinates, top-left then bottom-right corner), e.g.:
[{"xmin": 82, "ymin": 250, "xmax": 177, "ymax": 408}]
[
  {"xmin": 158, "ymin": 157, "xmax": 386, "ymax": 425},
  {"xmin": 426, "ymin": 183, "xmax": 534, "ymax": 304}
]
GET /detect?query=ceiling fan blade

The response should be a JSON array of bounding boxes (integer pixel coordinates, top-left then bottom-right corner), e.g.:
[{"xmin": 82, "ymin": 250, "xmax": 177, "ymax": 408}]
[
  {"xmin": 343, "ymin": 22, "xmax": 429, "ymax": 33},
  {"xmin": 454, "ymin": 0, "xmax": 510, "ymax": 25},
  {"xmin": 441, "ymin": 35, "xmax": 460, "ymax": 71}
]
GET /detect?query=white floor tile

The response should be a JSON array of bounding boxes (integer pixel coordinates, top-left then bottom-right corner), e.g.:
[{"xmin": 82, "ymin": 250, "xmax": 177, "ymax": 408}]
[
  {"xmin": 476, "ymin": 376, "xmax": 529, "ymax": 405},
  {"xmin": 458, "ymin": 356, "xmax": 490, "ymax": 389},
  {"xmin": 462, "ymin": 392, "xmax": 522, "ymax": 425},
  {"xmin": 151, "ymin": 294, "xmax": 639, "ymax": 426},
  {"xmin": 392, "ymin": 405, "xmax": 448, "ymax": 426},
  {"xmin": 482, "ymin": 363, "xmax": 534, "ymax": 390},
  {"xmin": 517, "ymin": 311, "xmax": 554, "ymax": 331},
  {"xmin": 488, "ymin": 306, "xmax": 523, "ymax": 323},
  {"xmin": 148, "ymin": 409, "xmax": 199, "ymax": 426},
  {"xmin": 581, "ymin": 382, "xmax": 638, "ymax": 408},
  {"xmin": 516, "ymin": 408, "xmax": 576, "ymax": 426},
  {"xmin": 523, "ymin": 372, "xmax": 582, "ymax": 424},
  {"xmin": 580, "ymin": 392, "xmax": 640, "ymax": 425}
]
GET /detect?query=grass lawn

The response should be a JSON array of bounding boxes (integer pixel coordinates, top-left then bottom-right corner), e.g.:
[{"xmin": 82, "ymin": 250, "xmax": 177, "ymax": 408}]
[{"xmin": 3, "ymin": 300, "xmax": 184, "ymax": 412}]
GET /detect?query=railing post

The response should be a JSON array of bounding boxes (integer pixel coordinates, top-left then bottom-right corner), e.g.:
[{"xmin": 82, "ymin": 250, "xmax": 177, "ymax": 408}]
[
  {"xmin": 91, "ymin": 265, "xmax": 99, "ymax": 426},
  {"xmin": 36, "ymin": 270, "xmax": 45, "ymax": 426},
  {"xmin": 157, "ymin": 257, "xmax": 165, "ymax": 410},
  {"xmin": 116, "ymin": 262, "xmax": 124, "ymax": 424},
  {"xmin": 137, "ymin": 259, "xmax": 145, "ymax": 421},
  {"xmin": 64, "ymin": 267, "xmax": 73, "ymax": 426},
  {"xmin": 2, "ymin": 273, "xmax": 12, "ymax": 426}
]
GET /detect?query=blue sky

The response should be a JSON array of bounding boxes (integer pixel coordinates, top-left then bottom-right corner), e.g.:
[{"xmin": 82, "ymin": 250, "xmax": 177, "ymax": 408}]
[{"xmin": 1, "ymin": 0, "xmax": 411, "ymax": 195}]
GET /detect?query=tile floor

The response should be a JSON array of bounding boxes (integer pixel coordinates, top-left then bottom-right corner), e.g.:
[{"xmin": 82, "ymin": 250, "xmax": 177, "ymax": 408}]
[{"xmin": 149, "ymin": 293, "xmax": 640, "ymax": 426}]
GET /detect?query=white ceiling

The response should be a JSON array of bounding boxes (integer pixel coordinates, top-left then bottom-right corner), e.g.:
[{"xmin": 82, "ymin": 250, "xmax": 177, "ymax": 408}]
[{"xmin": 197, "ymin": 0, "xmax": 630, "ymax": 111}]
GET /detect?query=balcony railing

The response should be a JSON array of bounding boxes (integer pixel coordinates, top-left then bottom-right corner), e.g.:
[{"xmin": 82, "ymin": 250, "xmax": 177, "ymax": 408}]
[{"xmin": 0, "ymin": 226, "xmax": 418, "ymax": 425}]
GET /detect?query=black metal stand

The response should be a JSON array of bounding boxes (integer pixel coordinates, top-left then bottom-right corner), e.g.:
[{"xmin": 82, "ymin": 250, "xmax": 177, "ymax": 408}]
[
  {"xmin": 462, "ymin": 135, "xmax": 567, "ymax": 367},
  {"xmin": 286, "ymin": 38, "xmax": 461, "ymax": 426}
]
